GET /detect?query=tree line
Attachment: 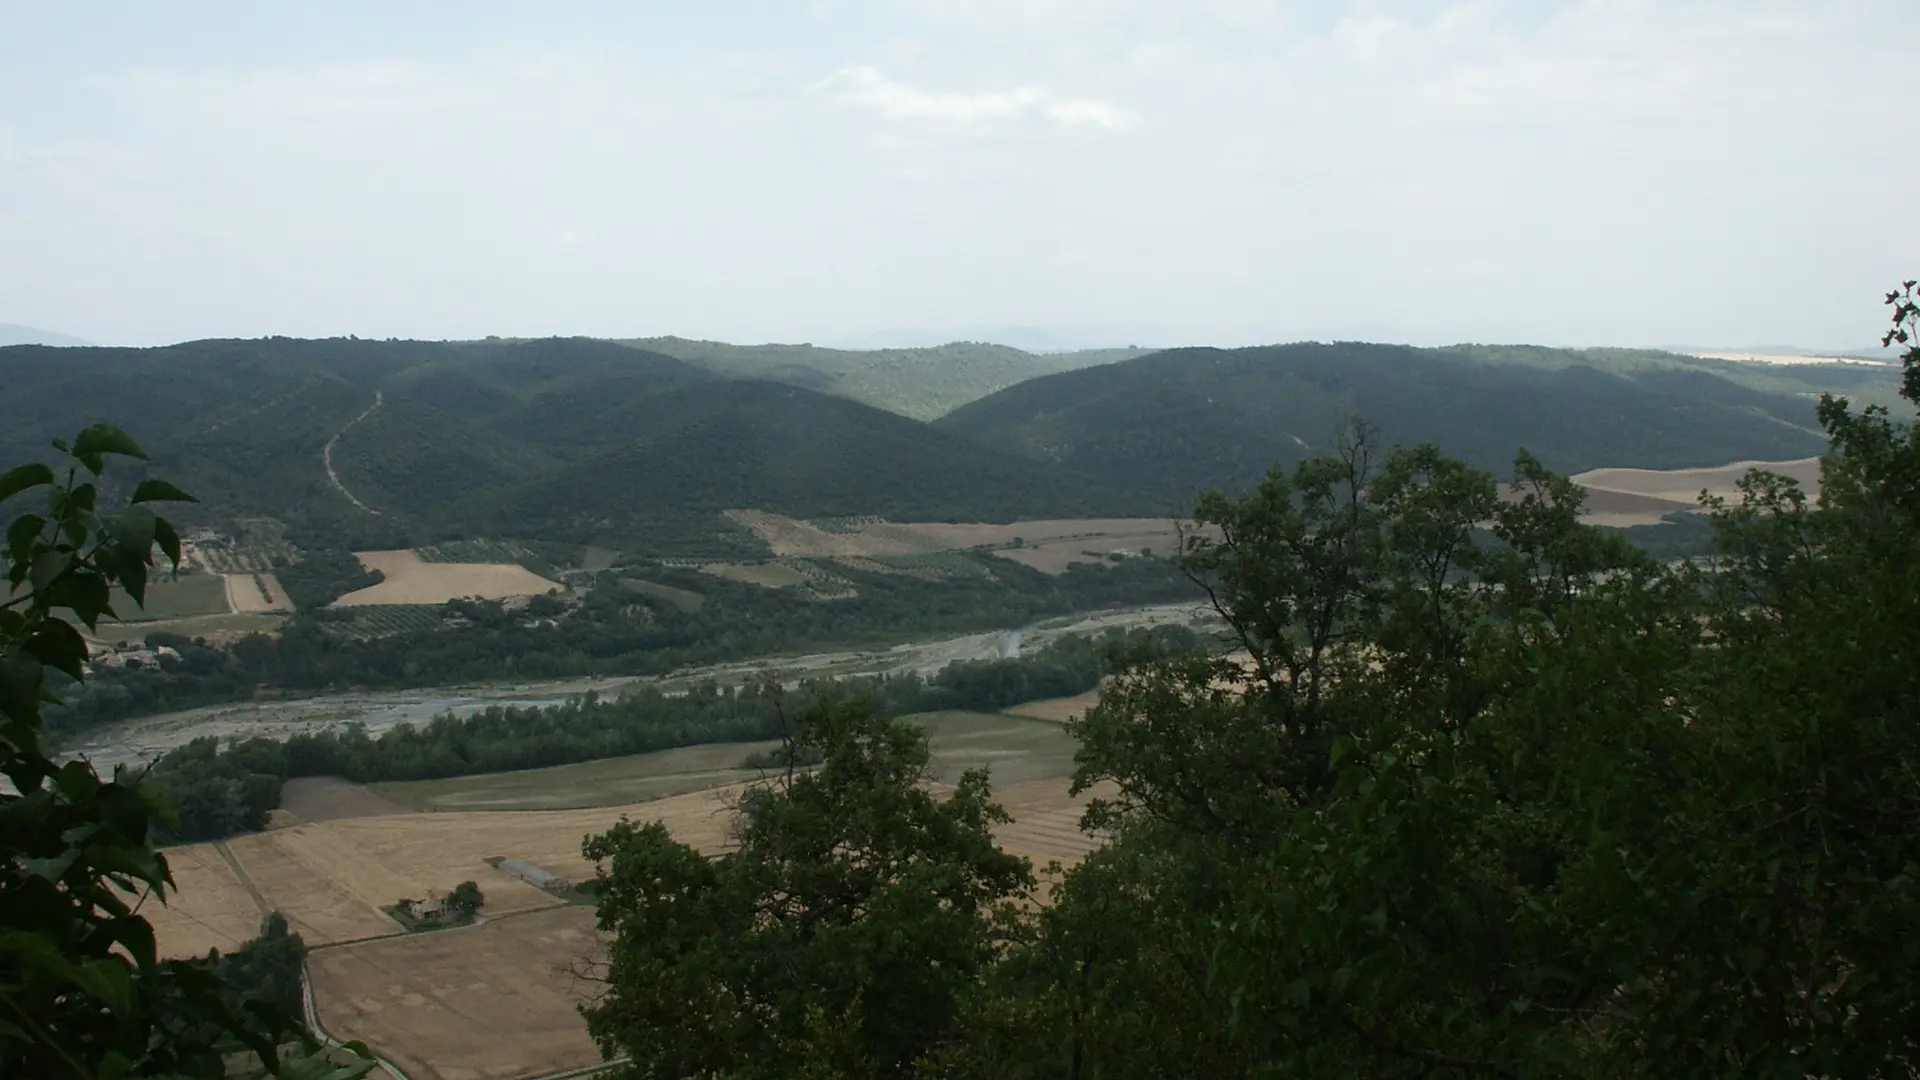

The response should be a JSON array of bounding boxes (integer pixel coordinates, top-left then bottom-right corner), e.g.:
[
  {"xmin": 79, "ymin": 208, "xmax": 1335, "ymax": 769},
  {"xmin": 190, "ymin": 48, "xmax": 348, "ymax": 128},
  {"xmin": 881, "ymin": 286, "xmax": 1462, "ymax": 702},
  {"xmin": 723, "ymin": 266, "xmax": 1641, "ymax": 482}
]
[
  {"xmin": 46, "ymin": 550, "xmax": 1197, "ymax": 739},
  {"xmin": 143, "ymin": 625, "xmax": 1197, "ymax": 843}
]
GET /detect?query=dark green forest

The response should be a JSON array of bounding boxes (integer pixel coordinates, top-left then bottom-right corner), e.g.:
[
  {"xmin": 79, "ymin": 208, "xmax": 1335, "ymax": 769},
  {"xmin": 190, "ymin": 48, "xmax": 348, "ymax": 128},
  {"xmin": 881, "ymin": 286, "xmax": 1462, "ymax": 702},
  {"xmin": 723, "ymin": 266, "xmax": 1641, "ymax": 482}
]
[{"xmin": 937, "ymin": 340, "xmax": 1851, "ymax": 505}]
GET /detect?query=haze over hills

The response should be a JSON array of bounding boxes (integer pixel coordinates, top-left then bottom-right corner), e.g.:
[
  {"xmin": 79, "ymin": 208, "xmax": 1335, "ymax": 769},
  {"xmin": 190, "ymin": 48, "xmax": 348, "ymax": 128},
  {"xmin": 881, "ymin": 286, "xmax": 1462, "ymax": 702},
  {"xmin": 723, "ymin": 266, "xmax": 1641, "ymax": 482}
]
[
  {"xmin": 0, "ymin": 322, "xmax": 90, "ymax": 347},
  {"xmin": 620, "ymin": 337, "xmax": 1149, "ymax": 420}
]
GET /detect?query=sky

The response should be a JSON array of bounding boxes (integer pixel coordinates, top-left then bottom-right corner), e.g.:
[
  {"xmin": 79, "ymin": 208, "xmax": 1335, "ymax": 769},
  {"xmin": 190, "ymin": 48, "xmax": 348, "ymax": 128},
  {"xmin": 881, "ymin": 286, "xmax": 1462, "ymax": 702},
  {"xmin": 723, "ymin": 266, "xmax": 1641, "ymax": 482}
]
[{"xmin": 0, "ymin": 1, "xmax": 1914, "ymax": 350}]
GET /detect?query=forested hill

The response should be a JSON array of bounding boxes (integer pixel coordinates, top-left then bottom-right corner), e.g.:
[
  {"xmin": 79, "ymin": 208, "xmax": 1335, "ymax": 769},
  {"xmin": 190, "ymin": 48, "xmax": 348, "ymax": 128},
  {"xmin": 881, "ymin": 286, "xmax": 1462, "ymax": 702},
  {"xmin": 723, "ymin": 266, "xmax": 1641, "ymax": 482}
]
[
  {"xmin": 0, "ymin": 336, "xmax": 1129, "ymax": 555},
  {"xmin": 935, "ymin": 341, "xmax": 1834, "ymax": 505},
  {"xmin": 623, "ymin": 337, "xmax": 1149, "ymax": 420}
]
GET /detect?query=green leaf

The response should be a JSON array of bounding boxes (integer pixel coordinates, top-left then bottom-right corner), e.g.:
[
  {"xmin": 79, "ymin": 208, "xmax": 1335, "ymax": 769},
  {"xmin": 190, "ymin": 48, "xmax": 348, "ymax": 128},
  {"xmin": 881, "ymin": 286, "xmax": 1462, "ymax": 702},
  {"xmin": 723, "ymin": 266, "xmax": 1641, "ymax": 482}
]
[
  {"xmin": 153, "ymin": 516, "xmax": 183, "ymax": 568},
  {"xmin": 0, "ymin": 651, "xmax": 45, "ymax": 726},
  {"xmin": 130, "ymin": 478, "xmax": 196, "ymax": 504},
  {"xmin": 0, "ymin": 463, "xmax": 53, "ymax": 504},
  {"xmin": 71, "ymin": 424, "xmax": 147, "ymax": 469},
  {"xmin": 24, "ymin": 618, "xmax": 89, "ymax": 680},
  {"xmin": 28, "ymin": 548, "xmax": 73, "ymax": 594}
]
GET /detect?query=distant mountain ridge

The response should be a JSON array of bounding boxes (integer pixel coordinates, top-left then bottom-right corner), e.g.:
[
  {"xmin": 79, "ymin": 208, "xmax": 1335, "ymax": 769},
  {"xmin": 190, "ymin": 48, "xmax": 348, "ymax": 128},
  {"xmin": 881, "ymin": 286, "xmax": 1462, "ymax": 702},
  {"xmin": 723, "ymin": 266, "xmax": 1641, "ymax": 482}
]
[
  {"xmin": 936, "ymin": 341, "xmax": 1839, "ymax": 509},
  {"xmin": 620, "ymin": 337, "xmax": 1148, "ymax": 420},
  {"xmin": 0, "ymin": 336, "xmax": 1130, "ymax": 557},
  {"xmin": 0, "ymin": 334, "xmax": 1865, "ymax": 561},
  {"xmin": 0, "ymin": 323, "xmax": 91, "ymax": 347}
]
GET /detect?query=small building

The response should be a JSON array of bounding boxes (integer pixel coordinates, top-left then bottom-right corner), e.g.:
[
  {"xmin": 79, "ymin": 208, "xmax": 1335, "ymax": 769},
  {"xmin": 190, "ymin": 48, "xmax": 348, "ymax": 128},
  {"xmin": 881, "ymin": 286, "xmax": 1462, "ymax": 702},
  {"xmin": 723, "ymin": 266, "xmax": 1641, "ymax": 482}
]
[
  {"xmin": 485, "ymin": 856, "xmax": 572, "ymax": 895},
  {"xmin": 402, "ymin": 889, "xmax": 453, "ymax": 921}
]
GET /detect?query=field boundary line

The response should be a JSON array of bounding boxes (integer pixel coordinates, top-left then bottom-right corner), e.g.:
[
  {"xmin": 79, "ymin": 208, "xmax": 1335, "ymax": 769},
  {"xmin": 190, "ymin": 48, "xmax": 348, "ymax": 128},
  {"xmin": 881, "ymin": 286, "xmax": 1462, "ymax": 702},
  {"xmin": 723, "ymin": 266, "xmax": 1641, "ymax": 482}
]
[
  {"xmin": 214, "ymin": 841, "xmax": 272, "ymax": 917},
  {"xmin": 324, "ymin": 391, "xmax": 385, "ymax": 516},
  {"xmin": 304, "ymin": 898, "xmax": 570, "ymax": 953},
  {"xmin": 301, "ymin": 963, "xmax": 417, "ymax": 1080}
]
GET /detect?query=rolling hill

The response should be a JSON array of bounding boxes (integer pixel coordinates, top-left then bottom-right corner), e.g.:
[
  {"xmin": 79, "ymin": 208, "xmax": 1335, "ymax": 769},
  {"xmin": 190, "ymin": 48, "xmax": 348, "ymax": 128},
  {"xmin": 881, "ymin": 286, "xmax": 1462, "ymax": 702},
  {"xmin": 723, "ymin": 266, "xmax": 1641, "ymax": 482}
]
[
  {"xmin": 622, "ymin": 337, "xmax": 1148, "ymax": 420},
  {"xmin": 0, "ymin": 336, "xmax": 1131, "ymax": 558},
  {"xmin": 1, "ymin": 334, "xmax": 1860, "ymax": 565},
  {"xmin": 936, "ymin": 342, "xmax": 1836, "ymax": 508}
]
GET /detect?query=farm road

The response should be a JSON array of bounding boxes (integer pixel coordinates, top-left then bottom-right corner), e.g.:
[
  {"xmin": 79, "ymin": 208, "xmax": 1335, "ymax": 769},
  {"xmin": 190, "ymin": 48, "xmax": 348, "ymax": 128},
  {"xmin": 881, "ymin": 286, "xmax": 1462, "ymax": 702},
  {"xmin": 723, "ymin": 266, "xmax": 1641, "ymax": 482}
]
[{"xmin": 323, "ymin": 390, "xmax": 385, "ymax": 515}]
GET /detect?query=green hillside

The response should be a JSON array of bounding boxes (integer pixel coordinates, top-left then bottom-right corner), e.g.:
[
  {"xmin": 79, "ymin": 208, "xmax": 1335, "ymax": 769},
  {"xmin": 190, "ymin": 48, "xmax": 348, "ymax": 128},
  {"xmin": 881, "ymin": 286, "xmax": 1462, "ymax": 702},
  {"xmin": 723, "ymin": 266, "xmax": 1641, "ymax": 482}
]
[
  {"xmin": 623, "ymin": 337, "xmax": 1148, "ymax": 420},
  {"xmin": 1, "ymin": 335, "xmax": 1863, "ymax": 566},
  {"xmin": 486, "ymin": 381, "xmax": 1144, "ymax": 551},
  {"xmin": 0, "ymin": 336, "xmax": 1128, "ymax": 559},
  {"xmin": 935, "ymin": 342, "xmax": 1838, "ymax": 507}
]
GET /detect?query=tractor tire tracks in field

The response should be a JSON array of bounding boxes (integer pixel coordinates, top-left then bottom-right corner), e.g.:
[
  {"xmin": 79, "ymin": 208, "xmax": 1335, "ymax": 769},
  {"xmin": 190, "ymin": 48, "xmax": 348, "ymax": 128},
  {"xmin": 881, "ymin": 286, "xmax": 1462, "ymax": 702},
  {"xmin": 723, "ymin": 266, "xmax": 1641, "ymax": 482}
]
[{"xmin": 324, "ymin": 391, "xmax": 386, "ymax": 516}]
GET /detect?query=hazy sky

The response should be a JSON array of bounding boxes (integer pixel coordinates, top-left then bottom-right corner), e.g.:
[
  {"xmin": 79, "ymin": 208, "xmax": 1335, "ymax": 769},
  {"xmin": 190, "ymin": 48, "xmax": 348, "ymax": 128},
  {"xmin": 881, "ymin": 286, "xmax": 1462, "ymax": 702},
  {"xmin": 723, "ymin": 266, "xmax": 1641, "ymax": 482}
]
[{"xmin": 2, "ymin": 1, "xmax": 1914, "ymax": 349}]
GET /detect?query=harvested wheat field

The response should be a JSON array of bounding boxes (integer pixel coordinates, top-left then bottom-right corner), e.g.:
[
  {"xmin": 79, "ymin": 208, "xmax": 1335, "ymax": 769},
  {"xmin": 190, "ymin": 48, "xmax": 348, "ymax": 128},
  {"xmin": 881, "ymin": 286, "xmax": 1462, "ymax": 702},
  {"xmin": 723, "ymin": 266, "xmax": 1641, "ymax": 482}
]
[
  {"xmin": 143, "ymin": 844, "xmax": 267, "ymax": 958},
  {"xmin": 310, "ymin": 906, "xmax": 604, "ymax": 1080},
  {"xmin": 334, "ymin": 550, "xmax": 559, "ymax": 606},
  {"xmin": 994, "ymin": 778, "xmax": 1116, "ymax": 875}
]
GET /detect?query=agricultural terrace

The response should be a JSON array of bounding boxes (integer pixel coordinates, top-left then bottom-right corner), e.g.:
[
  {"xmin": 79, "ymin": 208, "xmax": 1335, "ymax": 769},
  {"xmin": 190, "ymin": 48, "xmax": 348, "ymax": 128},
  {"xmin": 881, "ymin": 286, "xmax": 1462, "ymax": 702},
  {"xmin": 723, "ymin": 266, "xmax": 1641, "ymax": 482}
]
[{"xmin": 333, "ymin": 550, "xmax": 561, "ymax": 606}]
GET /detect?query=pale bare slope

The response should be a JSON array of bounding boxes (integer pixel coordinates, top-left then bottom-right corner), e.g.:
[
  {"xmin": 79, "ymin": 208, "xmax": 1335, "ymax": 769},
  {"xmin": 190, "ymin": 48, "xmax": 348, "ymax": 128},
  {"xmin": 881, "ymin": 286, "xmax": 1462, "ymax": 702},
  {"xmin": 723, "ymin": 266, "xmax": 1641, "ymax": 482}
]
[
  {"xmin": 1573, "ymin": 457, "xmax": 1823, "ymax": 505},
  {"xmin": 334, "ymin": 550, "xmax": 560, "ymax": 607}
]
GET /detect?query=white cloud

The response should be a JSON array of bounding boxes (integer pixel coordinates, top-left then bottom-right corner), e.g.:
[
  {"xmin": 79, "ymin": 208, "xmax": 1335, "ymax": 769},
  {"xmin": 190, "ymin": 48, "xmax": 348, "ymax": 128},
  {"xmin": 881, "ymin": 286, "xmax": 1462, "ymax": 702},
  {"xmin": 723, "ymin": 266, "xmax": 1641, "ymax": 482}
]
[
  {"xmin": 1043, "ymin": 98, "xmax": 1135, "ymax": 130},
  {"xmin": 818, "ymin": 65, "xmax": 1133, "ymax": 130}
]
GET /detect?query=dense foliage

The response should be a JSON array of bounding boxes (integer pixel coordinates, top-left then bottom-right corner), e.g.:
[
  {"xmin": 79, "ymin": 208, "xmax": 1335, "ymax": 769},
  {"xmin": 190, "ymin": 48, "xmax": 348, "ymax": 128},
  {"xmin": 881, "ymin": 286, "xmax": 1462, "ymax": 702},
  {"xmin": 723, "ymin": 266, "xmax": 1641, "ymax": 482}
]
[
  {"xmin": 582, "ymin": 699, "xmax": 1034, "ymax": 1078},
  {"xmin": 209, "ymin": 914, "xmax": 309, "ymax": 1027},
  {"xmin": 142, "ymin": 626, "xmax": 1194, "ymax": 843},
  {"xmin": 273, "ymin": 549, "xmax": 383, "ymax": 610},
  {"xmin": 587, "ymin": 291, "xmax": 1920, "ymax": 1078},
  {"xmin": 0, "ymin": 427, "xmax": 366, "ymax": 1078}
]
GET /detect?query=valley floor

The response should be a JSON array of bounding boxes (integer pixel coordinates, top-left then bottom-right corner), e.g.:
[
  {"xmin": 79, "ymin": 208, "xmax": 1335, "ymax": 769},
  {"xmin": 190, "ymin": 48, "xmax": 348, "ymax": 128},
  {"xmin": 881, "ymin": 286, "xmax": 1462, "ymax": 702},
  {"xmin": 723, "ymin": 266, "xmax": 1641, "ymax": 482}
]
[
  {"xmin": 66, "ymin": 601, "xmax": 1214, "ymax": 775},
  {"xmin": 151, "ymin": 709, "xmax": 1112, "ymax": 1080}
]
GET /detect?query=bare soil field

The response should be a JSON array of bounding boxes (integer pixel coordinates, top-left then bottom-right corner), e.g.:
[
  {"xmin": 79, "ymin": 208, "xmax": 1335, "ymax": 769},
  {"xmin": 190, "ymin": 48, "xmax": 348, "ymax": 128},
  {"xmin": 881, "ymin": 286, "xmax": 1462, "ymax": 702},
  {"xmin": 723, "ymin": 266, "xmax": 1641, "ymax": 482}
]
[
  {"xmin": 225, "ymin": 571, "xmax": 292, "ymax": 613},
  {"xmin": 1568, "ymin": 488, "xmax": 1698, "ymax": 528},
  {"xmin": 335, "ymin": 550, "xmax": 560, "ymax": 607},
  {"xmin": 726, "ymin": 509, "xmax": 946, "ymax": 557},
  {"xmin": 310, "ymin": 905, "xmax": 603, "ymax": 1080},
  {"xmin": 1573, "ymin": 457, "xmax": 1823, "ymax": 506}
]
